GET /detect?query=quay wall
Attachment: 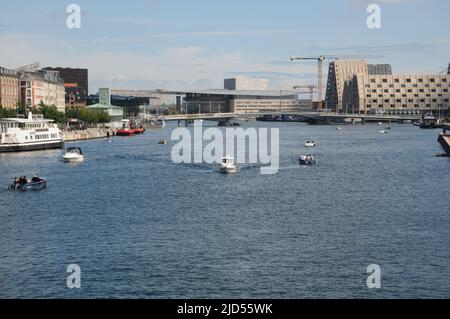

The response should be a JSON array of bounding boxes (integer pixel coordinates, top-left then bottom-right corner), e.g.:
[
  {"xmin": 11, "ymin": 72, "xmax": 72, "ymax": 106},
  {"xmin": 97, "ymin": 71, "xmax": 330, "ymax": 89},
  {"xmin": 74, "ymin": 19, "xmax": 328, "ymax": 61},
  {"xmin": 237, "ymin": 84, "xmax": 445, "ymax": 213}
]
[{"xmin": 61, "ymin": 128, "xmax": 116, "ymax": 142}]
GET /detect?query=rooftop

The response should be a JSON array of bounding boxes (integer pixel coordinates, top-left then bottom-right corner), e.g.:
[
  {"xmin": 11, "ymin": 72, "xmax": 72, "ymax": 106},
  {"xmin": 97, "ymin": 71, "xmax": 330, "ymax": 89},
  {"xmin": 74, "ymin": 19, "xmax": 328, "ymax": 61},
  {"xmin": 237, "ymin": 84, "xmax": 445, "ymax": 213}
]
[
  {"xmin": 162, "ymin": 89, "xmax": 299, "ymax": 97},
  {"xmin": 87, "ymin": 103, "xmax": 123, "ymax": 110}
]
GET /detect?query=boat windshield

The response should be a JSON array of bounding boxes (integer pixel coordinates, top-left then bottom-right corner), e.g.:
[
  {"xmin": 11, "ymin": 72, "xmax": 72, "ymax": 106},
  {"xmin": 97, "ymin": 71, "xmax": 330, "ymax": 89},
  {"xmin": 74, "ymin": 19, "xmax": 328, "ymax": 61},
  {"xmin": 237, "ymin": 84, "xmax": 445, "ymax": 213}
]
[{"xmin": 67, "ymin": 147, "xmax": 82, "ymax": 155}]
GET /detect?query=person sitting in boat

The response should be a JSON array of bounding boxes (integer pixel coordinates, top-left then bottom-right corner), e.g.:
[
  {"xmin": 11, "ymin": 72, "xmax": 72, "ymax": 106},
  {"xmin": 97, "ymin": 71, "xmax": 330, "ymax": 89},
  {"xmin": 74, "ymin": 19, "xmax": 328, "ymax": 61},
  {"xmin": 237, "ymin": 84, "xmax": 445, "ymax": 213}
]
[{"xmin": 19, "ymin": 176, "xmax": 28, "ymax": 185}]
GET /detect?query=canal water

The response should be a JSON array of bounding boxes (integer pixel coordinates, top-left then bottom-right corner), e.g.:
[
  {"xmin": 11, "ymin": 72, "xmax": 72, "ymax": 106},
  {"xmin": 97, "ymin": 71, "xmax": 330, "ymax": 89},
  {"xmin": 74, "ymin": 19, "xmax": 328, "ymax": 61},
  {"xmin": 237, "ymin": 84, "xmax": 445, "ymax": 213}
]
[{"xmin": 0, "ymin": 122, "xmax": 449, "ymax": 298}]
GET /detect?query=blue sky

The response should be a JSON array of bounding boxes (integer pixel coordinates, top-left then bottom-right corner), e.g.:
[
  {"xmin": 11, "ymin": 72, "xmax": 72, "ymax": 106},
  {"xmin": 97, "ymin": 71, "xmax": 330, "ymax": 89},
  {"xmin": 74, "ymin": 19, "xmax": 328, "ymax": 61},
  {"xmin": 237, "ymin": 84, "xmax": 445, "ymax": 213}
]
[{"xmin": 1, "ymin": 0, "xmax": 449, "ymax": 93}]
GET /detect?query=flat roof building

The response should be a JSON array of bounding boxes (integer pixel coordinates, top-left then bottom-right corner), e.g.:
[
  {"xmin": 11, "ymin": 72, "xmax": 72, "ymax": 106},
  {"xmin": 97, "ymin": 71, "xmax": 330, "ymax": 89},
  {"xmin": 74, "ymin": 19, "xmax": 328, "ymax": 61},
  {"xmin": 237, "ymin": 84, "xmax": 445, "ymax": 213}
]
[
  {"xmin": 344, "ymin": 74, "xmax": 450, "ymax": 116},
  {"xmin": 44, "ymin": 67, "xmax": 88, "ymax": 93},
  {"xmin": 44, "ymin": 67, "xmax": 89, "ymax": 107},
  {"xmin": 224, "ymin": 77, "xmax": 268, "ymax": 91},
  {"xmin": 168, "ymin": 89, "xmax": 301, "ymax": 114}
]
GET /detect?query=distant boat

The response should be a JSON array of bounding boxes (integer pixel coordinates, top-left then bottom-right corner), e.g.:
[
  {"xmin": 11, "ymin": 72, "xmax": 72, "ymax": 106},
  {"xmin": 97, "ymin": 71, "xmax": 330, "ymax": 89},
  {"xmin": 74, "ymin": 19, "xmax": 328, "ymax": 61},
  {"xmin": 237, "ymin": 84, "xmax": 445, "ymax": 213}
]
[
  {"xmin": 158, "ymin": 138, "xmax": 168, "ymax": 145},
  {"xmin": 336, "ymin": 127, "xmax": 342, "ymax": 131},
  {"xmin": 219, "ymin": 155, "xmax": 237, "ymax": 174},
  {"xmin": 379, "ymin": 130, "xmax": 388, "ymax": 134},
  {"xmin": 63, "ymin": 147, "xmax": 84, "ymax": 163},
  {"xmin": 10, "ymin": 176, "xmax": 47, "ymax": 191},
  {"xmin": 299, "ymin": 155, "xmax": 316, "ymax": 166},
  {"xmin": 305, "ymin": 141, "xmax": 316, "ymax": 147}
]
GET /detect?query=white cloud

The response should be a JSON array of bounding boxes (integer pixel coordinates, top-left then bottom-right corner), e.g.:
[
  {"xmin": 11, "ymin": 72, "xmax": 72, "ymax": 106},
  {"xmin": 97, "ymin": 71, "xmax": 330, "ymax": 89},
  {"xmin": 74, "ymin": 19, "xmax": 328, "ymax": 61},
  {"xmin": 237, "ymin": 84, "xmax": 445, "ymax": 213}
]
[{"xmin": 0, "ymin": 32, "xmax": 313, "ymax": 93}]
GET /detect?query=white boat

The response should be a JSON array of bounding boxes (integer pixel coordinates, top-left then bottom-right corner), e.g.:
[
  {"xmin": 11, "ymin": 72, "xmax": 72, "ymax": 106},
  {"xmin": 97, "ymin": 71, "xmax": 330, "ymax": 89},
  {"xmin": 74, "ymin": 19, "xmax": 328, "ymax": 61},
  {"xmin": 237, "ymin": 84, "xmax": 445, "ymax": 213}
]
[
  {"xmin": 305, "ymin": 140, "xmax": 316, "ymax": 147},
  {"xmin": 378, "ymin": 122, "xmax": 383, "ymax": 125},
  {"xmin": 299, "ymin": 154, "xmax": 316, "ymax": 166},
  {"xmin": 219, "ymin": 155, "xmax": 237, "ymax": 174},
  {"xmin": 63, "ymin": 147, "xmax": 84, "ymax": 162},
  {"xmin": 0, "ymin": 112, "xmax": 64, "ymax": 153},
  {"xmin": 379, "ymin": 130, "xmax": 388, "ymax": 134},
  {"xmin": 336, "ymin": 127, "xmax": 342, "ymax": 131}
]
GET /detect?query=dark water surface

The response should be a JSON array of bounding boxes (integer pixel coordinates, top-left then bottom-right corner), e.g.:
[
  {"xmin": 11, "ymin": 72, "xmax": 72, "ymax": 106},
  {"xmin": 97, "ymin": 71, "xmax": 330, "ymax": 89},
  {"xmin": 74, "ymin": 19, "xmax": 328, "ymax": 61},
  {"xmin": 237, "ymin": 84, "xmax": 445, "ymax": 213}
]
[{"xmin": 0, "ymin": 122, "xmax": 449, "ymax": 298}]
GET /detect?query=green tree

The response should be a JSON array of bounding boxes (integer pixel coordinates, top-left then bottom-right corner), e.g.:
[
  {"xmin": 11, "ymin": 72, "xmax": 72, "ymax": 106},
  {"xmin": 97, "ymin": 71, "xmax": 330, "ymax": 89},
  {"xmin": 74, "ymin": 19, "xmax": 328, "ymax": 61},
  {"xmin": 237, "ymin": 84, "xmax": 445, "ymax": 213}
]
[
  {"xmin": 65, "ymin": 107, "xmax": 111, "ymax": 125},
  {"xmin": 35, "ymin": 103, "xmax": 68, "ymax": 124},
  {"xmin": 0, "ymin": 106, "xmax": 18, "ymax": 118}
]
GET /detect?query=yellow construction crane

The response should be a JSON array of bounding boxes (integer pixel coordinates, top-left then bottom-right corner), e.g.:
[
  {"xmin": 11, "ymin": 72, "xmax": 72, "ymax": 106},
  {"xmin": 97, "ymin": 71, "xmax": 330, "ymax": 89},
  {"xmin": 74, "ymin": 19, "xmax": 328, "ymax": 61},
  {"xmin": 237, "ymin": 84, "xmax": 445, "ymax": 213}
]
[
  {"xmin": 293, "ymin": 85, "xmax": 316, "ymax": 111},
  {"xmin": 290, "ymin": 55, "xmax": 383, "ymax": 112}
]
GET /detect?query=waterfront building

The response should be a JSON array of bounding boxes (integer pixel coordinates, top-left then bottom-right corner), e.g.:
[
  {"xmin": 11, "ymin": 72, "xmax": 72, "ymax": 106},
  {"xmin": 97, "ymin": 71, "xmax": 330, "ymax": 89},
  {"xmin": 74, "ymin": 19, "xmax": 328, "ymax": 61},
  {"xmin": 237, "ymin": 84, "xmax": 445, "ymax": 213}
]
[
  {"xmin": 224, "ymin": 77, "xmax": 268, "ymax": 91},
  {"xmin": 19, "ymin": 70, "xmax": 65, "ymax": 112},
  {"xmin": 110, "ymin": 89, "xmax": 173, "ymax": 107},
  {"xmin": 0, "ymin": 67, "xmax": 19, "ymax": 110},
  {"xmin": 343, "ymin": 74, "xmax": 450, "ymax": 116},
  {"xmin": 43, "ymin": 67, "xmax": 88, "ymax": 107},
  {"xmin": 173, "ymin": 89, "xmax": 302, "ymax": 114},
  {"xmin": 86, "ymin": 88, "xmax": 124, "ymax": 125},
  {"xmin": 325, "ymin": 60, "xmax": 369, "ymax": 112},
  {"xmin": 65, "ymin": 86, "xmax": 88, "ymax": 108},
  {"xmin": 43, "ymin": 67, "xmax": 88, "ymax": 93}
]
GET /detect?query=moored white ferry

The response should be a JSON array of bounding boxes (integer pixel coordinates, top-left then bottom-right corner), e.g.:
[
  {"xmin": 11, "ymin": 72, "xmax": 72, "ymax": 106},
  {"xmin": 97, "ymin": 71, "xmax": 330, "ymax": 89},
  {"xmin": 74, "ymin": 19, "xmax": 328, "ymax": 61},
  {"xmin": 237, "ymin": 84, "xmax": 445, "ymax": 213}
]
[{"xmin": 0, "ymin": 112, "xmax": 64, "ymax": 153}]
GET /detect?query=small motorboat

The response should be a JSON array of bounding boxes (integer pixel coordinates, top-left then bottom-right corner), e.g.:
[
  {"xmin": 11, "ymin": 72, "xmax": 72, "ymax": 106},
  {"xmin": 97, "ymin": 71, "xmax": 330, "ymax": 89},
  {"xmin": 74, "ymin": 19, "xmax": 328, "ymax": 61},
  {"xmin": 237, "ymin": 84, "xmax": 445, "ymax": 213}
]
[
  {"xmin": 299, "ymin": 155, "xmax": 316, "ymax": 166},
  {"xmin": 336, "ymin": 127, "xmax": 342, "ymax": 131},
  {"xmin": 158, "ymin": 138, "xmax": 168, "ymax": 145},
  {"xmin": 379, "ymin": 130, "xmax": 388, "ymax": 134},
  {"xmin": 378, "ymin": 122, "xmax": 383, "ymax": 125},
  {"xmin": 305, "ymin": 140, "xmax": 316, "ymax": 147},
  {"xmin": 63, "ymin": 147, "xmax": 84, "ymax": 163},
  {"xmin": 10, "ymin": 176, "xmax": 47, "ymax": 191},
  {"xmin": 219, "ymin": 155, "xmax": 237, "ymax": 174}
]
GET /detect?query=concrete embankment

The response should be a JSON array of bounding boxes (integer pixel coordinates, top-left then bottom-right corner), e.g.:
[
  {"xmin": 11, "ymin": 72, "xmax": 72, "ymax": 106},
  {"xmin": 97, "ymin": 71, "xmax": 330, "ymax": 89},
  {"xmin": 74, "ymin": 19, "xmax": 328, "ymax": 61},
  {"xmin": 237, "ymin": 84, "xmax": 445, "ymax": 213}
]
[
  {"xmin": 439, "ymin": 134, "xmax": 450, "ymax": 156},
  {"xmin": 61, "ymin": 128, "xmax": 116, "ymax": 142}
]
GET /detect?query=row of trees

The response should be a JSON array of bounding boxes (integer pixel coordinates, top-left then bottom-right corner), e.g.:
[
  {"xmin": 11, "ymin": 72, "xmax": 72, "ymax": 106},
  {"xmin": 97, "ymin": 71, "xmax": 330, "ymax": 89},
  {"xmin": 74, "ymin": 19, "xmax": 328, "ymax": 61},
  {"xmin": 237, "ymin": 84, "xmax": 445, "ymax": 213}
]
[
  {"xmin": 1, "ymin": 102, "xmax": 111, "ymax": 125},
  {"xmin": 0, "ymin": 106, "xmax": 17, "ymax": 118},
  {"xmin": 65, "ymin": 106, "xmax": 111, "ymax": 125}
]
